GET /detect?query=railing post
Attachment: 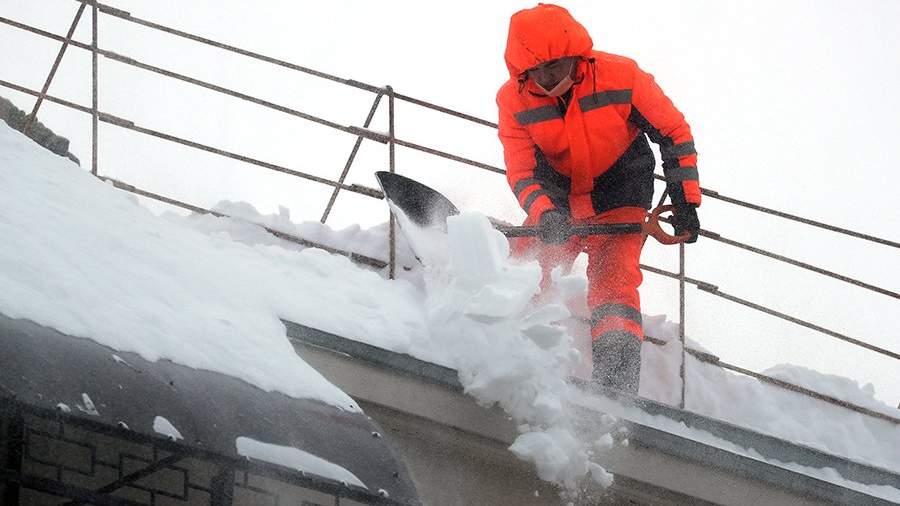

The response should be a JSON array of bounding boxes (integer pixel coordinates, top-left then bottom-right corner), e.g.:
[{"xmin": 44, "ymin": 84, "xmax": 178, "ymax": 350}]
[
  {"xmin": 679, "ymin": 242, "xmax": 687, "ymax": 410},
  {"xmin": 90, "ymin": 0, "xmax": 99, "ymax": 175},
  {"xmin": 22, "ymin": 3, "xmax": 86, "ymax": 137},
  {"xmin": 320, "ymin": 91, "xmax": 384, "ymax": 223},
  {"xmin": 387, "ymin": 86, "xmax": 396, "ymax": 280}
]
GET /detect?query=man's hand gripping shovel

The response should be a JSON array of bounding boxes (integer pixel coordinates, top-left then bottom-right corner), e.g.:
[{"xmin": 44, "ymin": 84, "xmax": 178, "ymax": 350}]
[{"xmin": 374, "ymin": 171, "xmax": 690, "ymax": 264}]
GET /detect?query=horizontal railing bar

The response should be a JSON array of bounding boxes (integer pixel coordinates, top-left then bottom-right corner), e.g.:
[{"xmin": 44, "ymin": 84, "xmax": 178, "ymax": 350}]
[
  {"xmin": 100, "ymin": 51, "xmax": 502, "ymax": 174},
  {"xmin": 0, "ymin": 16, "xmax": 505, "ymax": 179},
  {"xmin": 705, "ymin": 189, "xmax": 900, "ymax": 250},
  {"xmin": 388, "ymin": 90, "xmax": 498, "ymax": 128},
  {"xmin": 0, "ymin": 78, "xmax": 384, "ymax": 199},
  {"xmin": 100, "ymin": 177, "xmax": 389, "ymax": 269},
  {"xmin": 656, "ymin": 214, "xmax": 899, "ymax": 301},
  {"xmin": 653, "ymin": 175, "xmax": 900, "ymax": 250},
  {"xmin": 0, "ymin": 17, "xmax": 354, "ymax": 133},
  {"xmin": 700, "ymin": 229, "xmax": 899, "ymax": 300},
  {"xmin": 684, "ymin": 348, "xmax": 900, "ymax": 425},
  {"xmin": 641, "ymin": 263, "xmax": 899, "ymax": 361},
  {"xmin": 697, "ymin": 285, "xmax": 900, "ymax": 361},
  {"xmin": 392, "ymin": 138, "xmax": 505, "ymax": 174},
  {"xmin": 72, "ymin": 0, "xmax": 498, "ymax": 128},
  {"xmin": 639, "ymin": 263, "xmax": 719, "ymax": 291},
  {"xmin": 640, "ymin": 339, "xmax": 900, "ymax": 425},
  {"xmin": 105, "ymin": 50, "xmax": 354, "ymax": 134}
]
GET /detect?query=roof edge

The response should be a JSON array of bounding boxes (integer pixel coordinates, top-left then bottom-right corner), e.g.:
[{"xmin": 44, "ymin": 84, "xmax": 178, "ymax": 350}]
[{"xmin": 283, "ymin": 319, "xmax": 900, "ymax": 500}]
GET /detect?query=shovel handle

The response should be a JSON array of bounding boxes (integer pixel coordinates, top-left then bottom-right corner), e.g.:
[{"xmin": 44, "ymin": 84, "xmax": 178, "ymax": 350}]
[
  {"xmin": 643, "ymin": 204, "xmax": 693, "ymax": 245},
  {"xmin": 494, "ymin": 205, "xmax": 691, "ymax": 245},
  {"xmin": 496, "ymin": 222, "xmax": 642, "ymax": 237}
]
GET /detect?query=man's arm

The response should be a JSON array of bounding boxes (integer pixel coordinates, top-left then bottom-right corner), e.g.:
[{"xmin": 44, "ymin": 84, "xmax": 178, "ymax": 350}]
[
  {"xmin": 497, "ymin": 98, "xmax": 558, "ymax": 219},
  {"xmin": 627, "ymin": 65, "xmax": 701, "ymax": 208}
]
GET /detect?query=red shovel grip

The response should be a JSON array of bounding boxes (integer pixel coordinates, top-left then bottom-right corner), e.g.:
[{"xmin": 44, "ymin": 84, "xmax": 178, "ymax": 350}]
[{"xmin": 644, "ymin": 204, "xmax": 692, "ymax": 245}]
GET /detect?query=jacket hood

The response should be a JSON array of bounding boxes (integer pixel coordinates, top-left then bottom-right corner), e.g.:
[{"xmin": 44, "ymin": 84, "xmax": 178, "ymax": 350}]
[{"xmin": 504, "ymin": 3, "xmax": 594, "ymax": 79}]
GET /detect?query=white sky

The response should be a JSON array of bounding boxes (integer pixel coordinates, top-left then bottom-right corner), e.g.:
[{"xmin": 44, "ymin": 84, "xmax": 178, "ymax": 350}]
[{"xmin": 1, "ymin": 0, "xmax": 898, "ymax": 405}]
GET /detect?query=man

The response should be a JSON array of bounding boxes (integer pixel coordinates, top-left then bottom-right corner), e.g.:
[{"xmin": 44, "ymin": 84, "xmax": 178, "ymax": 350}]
[{"xmin": 497, "ymin": 4, "xmax": 701, "ymax": 394}]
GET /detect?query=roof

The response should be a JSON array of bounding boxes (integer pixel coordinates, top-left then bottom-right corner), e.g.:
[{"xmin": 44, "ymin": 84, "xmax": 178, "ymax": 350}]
[{"xmin": 0, "ymin": 312, "xmax": 420, "ymax": 505}]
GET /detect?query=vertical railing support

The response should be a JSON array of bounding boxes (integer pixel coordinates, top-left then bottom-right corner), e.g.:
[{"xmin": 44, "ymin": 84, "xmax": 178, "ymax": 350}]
[
  {"xmin": 22, "ymin": 3, "xmax": 86, "ymax": 137},
  {"xmin": 679, "ymin": 242, "xmax": 687, "ymax": 410},
  {"xmin": 90, "ymin": 0, "xmax": 99, "ymax": 175},
  {"xmin": 387, "ymin": 86, "xmax": 396, "ymax": 280},
  {"xmin": 320, "ymin": 91, "xmax": 384, "ymax": 223}
]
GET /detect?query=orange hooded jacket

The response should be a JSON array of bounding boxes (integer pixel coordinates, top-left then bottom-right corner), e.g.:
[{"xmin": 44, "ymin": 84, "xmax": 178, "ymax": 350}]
[{"xmin": 497, "ymin": 4, "xmax": 700, "ymax": 221}]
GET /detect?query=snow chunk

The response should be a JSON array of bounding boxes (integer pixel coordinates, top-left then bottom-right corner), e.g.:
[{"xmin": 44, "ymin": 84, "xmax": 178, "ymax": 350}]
[
  {"xmin": 593, "ymin": 433, "xmax": 614, "ymax": 451},
  {"xmin": 76, "ymin": 393, "xmax": 99, "ymax": 416},
  {"xmin": 236, "ymin": 437, "xmax": 366, "ymax": 489},
  {"xmin": 588, "ymin": 462, "xmax": 614, "ymax": 488},
  {"xmin": 446, "ymin": 212, "xmax": 508, "ymax": 278},
  {"xmin": 153, "ymin": 416, "xmax": 183, "ymax": 441}
]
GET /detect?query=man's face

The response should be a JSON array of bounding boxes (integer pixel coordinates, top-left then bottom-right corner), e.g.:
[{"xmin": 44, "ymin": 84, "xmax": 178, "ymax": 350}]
[{"xmin": 526, "ymin": 57, "xmax": 578, "ymax": 92}]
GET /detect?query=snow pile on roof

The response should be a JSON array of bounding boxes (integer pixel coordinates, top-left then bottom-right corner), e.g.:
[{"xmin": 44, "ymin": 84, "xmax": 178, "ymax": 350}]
[
  {"xmin": 645, "ymin": 333, "xmax": 900, "ymax": 471},
  {"xmin": 153, "ymin": 415, "xmax": 184, "ymax": 441},
  {"xmin": 0, "ymin": 122, "xmax": 426, "ymax": 410}
]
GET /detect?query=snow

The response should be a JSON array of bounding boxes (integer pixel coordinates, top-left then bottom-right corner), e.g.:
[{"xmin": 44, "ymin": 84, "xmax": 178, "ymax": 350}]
[
  {"xmin": 0, "ymin": 122, "xmax": 427, "ymax": 410},
  {"xmin": 424, "ymin": 212, "xmax": 621, "ymax": 491},
  {"xmin": 152, "ymin": 416, "xmax": 183, "ymax": 441},
  {"xmin": 235, "ymin": 436, "xmax": 366, "ymax": 490},
  {"xmin": 76, "ymin": 393, "xmax": 99, "ymax": 417},
  {"xmin": 638, "ymin": 326, "xmax": 900, "ymax": 472},
  {"xmin": 3, "ymin": 121, "xmax": 899, "ymax": 499}
]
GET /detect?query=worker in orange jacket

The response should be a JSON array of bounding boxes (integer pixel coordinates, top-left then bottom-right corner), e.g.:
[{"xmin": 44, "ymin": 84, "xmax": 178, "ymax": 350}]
[{"xmin": 497, "ymin": 4, "xmax": 701, "ymax": 394}]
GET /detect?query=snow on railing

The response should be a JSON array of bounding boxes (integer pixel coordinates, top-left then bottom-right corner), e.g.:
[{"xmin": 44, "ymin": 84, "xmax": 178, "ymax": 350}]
[{"xmin": 0, "ymin": 0, "xmax": 897, "ymax": 426}]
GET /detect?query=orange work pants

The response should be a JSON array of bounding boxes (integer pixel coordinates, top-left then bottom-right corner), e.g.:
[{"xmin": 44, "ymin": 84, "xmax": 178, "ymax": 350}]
[{"xmin": 512, "ymin": 206, "xmax": 646, "ymax": 343}]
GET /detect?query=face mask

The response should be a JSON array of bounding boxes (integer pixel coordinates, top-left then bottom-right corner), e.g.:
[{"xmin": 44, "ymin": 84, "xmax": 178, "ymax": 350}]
[{"xmin": 535, "ymin": 74, "xmax": 575, "ymax": 97}]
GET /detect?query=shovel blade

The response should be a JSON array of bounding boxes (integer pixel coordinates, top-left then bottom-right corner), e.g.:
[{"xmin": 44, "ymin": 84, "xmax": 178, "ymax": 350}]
[{"xmin": 375, "ymin": 171, "xmax": 460, "ymax": 232}]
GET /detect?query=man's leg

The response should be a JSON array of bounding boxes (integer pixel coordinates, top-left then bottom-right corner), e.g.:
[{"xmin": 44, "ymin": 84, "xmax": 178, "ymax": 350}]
[
  {"xmin": 585, "ymin": 207, "xmax": 646, "ymax": 395},
  {"xmin": 510, "ymin": 214, "xmax": 582, "ymax": 295}
]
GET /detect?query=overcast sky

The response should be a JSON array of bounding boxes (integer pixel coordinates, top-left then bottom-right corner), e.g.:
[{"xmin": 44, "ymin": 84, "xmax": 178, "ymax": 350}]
[{"xmin": 2, "ymin": 0, "xmax": 899, "ymax": 406}]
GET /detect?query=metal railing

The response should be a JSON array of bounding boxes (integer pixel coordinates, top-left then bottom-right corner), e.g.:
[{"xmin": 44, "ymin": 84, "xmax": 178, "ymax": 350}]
[{"xmin": 1, "ymin": 1, "xmax": 897, "ymax": 428}]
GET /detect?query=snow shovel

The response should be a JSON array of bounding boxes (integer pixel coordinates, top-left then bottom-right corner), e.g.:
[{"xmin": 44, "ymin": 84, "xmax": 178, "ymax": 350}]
[{"xmin": 375, "ymin": 171, "xmax": 690, "ymax": 245}]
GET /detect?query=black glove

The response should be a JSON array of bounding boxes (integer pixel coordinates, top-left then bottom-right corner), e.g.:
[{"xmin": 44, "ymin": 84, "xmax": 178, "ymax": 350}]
[
  {"xmin": 538, "ymin": 209, "xmax": 570, "ymax": 244},
  {"xmin": 671, "ymin": 204, "xmax": 700, "ymax": 243}
]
